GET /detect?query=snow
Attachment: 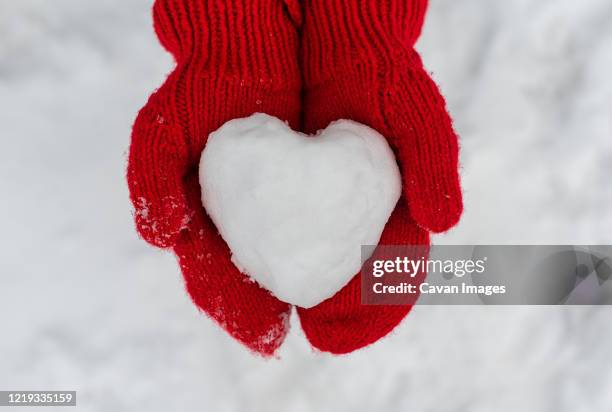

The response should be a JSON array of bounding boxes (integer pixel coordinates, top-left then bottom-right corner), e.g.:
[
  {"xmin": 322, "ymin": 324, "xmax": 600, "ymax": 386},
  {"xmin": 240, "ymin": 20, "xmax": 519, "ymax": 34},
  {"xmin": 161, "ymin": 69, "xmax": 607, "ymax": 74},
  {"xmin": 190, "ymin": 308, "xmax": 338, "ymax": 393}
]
[
  {"xmin": 200, "ymin": 114, "xmax": 401, "ymax": 308},
  {"xmin": 1, "ymin": 0, "xmax": 612, "ymax": 411}
]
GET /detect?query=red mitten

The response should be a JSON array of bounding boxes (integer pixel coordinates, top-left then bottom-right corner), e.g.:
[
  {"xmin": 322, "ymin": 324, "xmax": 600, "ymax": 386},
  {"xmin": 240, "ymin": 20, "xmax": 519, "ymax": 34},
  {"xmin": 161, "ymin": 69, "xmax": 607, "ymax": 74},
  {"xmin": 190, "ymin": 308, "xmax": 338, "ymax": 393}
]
[
  {"xmin": 297, "ymin": 0, "xmax": 463, "ymax": 354},
  {"xmin": 127, "ymin": 0, "xmax": 301, "ymax": 356}
]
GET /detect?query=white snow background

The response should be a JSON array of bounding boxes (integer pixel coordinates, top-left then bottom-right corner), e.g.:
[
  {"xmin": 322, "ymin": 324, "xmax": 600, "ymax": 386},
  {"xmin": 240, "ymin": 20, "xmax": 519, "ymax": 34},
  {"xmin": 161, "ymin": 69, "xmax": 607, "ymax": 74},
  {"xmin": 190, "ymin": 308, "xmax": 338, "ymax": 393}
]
[{"xmin": 1, "ymin": 0, "xmax": 611, "ymax": 411}]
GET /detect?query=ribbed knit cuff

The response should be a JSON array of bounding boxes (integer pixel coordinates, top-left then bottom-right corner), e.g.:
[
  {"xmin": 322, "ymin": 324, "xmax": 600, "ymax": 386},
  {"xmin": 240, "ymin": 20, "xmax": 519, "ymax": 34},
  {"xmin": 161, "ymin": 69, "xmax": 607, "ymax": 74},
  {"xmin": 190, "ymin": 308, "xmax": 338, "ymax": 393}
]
[
  {"xmin": 302, "ymin": 0, "xmax": 428, "ymax": 84},
  {"xmin": 153, "ymin": 0, "xmax": 300, "ymax": 81}
]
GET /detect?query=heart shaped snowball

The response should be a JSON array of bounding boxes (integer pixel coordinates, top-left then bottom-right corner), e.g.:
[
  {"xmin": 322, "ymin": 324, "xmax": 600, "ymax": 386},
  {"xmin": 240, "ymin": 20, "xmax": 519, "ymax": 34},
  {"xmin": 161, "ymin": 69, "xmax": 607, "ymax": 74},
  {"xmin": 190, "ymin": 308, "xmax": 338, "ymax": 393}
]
[{"xmin": 199, "ymin": 113, "xmax": 401, "ymax": 308}]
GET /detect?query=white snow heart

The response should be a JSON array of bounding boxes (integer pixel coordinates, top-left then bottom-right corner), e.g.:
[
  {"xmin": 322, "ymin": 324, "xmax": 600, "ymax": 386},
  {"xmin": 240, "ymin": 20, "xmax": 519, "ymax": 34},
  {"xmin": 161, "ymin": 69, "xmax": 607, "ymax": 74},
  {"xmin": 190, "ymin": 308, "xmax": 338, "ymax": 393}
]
[{"xmin": 199, "ymin": 113, "xmax": 402, "ymax": 308}]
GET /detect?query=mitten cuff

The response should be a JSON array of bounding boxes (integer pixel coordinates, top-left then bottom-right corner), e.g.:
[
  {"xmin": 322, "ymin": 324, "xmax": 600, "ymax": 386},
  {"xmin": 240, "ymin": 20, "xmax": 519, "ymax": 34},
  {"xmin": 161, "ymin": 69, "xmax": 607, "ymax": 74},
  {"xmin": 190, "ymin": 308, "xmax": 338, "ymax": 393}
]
[
  {"xmin": 153, "ymin": 0, "xmax": 300, "ymax": 81},
  {"xmin": 302, "ymin": 0, "xmax": 427, "ymax": 85}
]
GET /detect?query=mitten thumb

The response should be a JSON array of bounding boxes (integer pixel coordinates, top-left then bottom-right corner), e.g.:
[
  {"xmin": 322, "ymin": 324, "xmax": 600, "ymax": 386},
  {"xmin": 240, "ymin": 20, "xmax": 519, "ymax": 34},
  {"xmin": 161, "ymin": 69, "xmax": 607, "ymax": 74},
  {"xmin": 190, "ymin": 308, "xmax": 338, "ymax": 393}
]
[
  {"xmin": 385, "ymin": 56, "xmax": 463, "ymax": 233},
  {"xmin": 127, "ymin": 101, "xmax": 190, "ymax": 248}
]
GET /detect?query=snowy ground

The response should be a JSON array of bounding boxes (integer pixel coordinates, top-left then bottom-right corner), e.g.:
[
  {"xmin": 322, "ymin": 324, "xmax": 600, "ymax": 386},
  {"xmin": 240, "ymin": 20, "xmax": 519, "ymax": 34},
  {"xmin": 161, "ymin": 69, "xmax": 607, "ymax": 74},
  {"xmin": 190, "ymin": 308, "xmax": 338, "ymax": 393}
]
[{"xmin": 1, "ymin": 0, "xmax": 611, "ymax": 411}]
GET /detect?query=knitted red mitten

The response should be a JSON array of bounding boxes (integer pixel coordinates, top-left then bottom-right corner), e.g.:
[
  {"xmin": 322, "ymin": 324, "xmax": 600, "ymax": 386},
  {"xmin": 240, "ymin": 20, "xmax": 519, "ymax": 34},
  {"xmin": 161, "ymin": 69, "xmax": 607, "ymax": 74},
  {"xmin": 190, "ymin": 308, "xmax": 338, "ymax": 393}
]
[
  {"xmin": 127, "ymin": 0, "xmax": 301, "ymax": 356},
  {"xmin": 297, "ymin": 0, "xmax": 463, "ymax": 354}
]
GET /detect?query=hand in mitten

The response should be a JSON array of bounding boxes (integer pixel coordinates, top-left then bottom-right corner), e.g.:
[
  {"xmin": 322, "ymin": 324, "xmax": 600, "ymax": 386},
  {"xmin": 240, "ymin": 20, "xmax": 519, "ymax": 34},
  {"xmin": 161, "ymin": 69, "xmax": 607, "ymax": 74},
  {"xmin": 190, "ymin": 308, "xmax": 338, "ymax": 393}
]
[
  {"xmin": 297, "ymin": 0, "xmax": 463, "ymax": 354},
  {"xmin": 127, "ymin": 0, "xmax": 301, "ymax": 356}
]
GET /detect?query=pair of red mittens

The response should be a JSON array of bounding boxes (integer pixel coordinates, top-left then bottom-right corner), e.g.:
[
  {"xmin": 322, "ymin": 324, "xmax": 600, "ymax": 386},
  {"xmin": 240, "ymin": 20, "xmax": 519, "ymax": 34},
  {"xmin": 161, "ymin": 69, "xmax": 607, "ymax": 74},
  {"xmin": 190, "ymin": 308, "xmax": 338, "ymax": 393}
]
[{"xmin": 127, "ymin": 0, "xmax": 462, "ymax": 356}]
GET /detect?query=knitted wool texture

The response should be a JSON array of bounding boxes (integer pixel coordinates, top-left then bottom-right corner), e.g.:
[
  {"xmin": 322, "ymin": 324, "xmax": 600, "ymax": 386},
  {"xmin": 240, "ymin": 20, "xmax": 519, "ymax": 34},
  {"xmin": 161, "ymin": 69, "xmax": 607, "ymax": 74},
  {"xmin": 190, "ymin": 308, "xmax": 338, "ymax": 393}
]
[
  {"xmin": 296, "ymin": 0, "xmax": 463, "ymax": 354},
  {"xmin": 127, "ymin": 0, "xmax": 462, "ymax": 356},
  {"xmin": 127, "ymin": 0, "xmax": 301, "ymax": 356}
]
